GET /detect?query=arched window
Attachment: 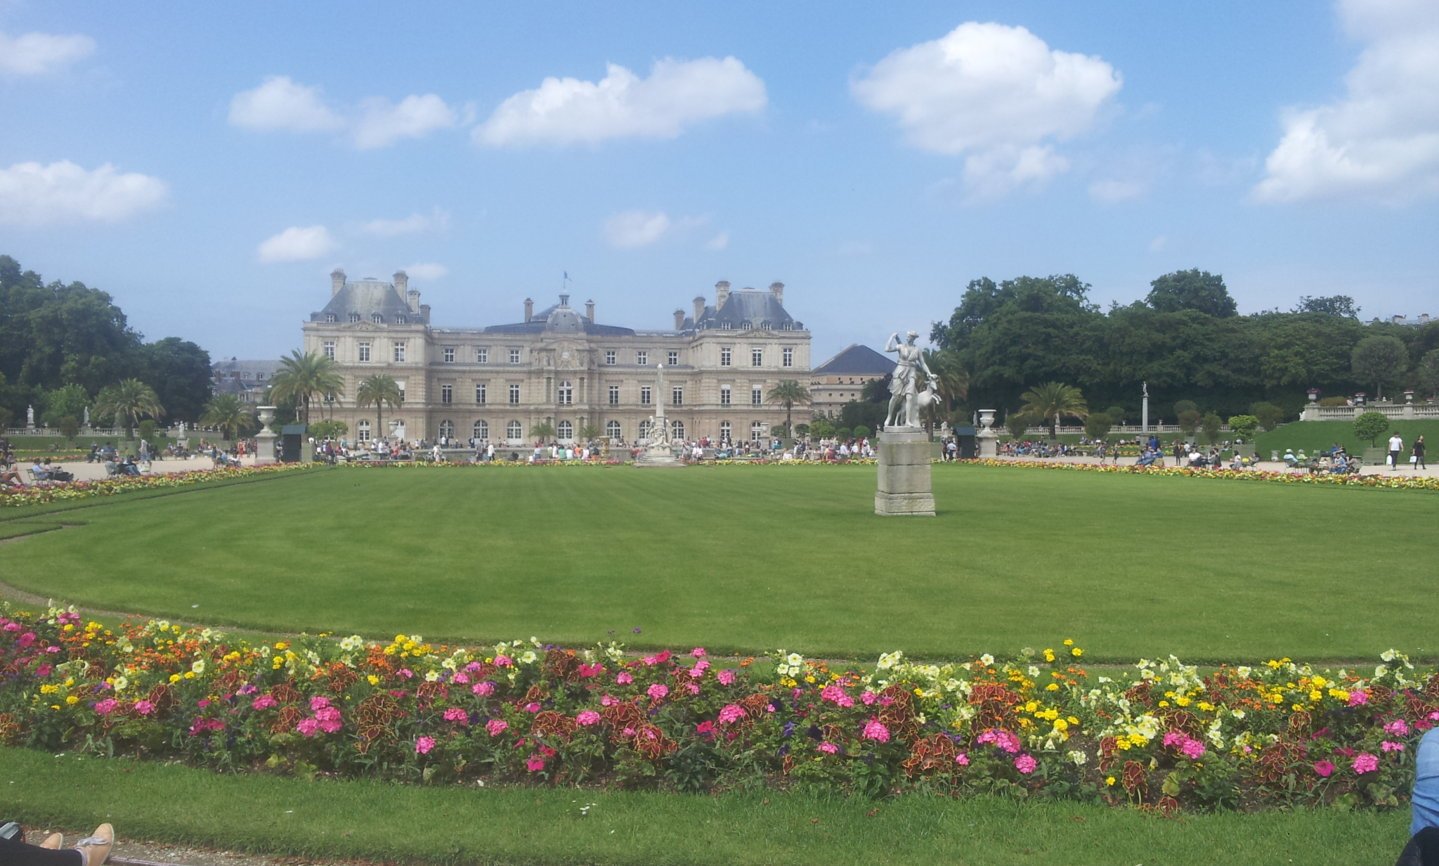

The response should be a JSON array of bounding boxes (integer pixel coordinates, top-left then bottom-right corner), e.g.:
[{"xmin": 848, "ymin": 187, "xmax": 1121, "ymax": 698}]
[
  {"xmin": 671, "ymin": 420, "xmax": 685, "ymax": 442},
  {"xmin": 639, "ymin": 419, "xmax": 652, "ymax": 440},
  {"xmin": 605, "ymin": 420, "xmax": 621, "ymax": 441},
  {"xmin": 506, "ymin": 420, "xmax": 522, "ymax": 442},
  {"xmin": 558, "ymin": 380, "xmax": 573, "ymax": 405},
  {"xmin": 473, "ymin": 420, "xmax": 489, "ymax": 441},
  {"xmin": 557, "ymin": 420, "xmax": 573, "ymax": 441},
  {"xmin": 438, "ymin": 420, "xmax": 454, "ymax": 440},
  {"xmin": 357, "ymin": 419, "xmax": 371, "ymax": 442}
]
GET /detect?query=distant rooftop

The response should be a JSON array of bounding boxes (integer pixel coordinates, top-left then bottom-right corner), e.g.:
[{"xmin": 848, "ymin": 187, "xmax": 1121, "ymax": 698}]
[{"xmin": 812, "ymin": 344, "xmax": 891, "ymax": 376}]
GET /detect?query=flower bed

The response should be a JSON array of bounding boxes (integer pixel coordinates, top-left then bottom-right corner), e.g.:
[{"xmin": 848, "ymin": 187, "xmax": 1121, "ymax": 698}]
[
  {"xmin": 0, "ymin": 463, "xmax": 314, "ymax": 508},
  {"xmin": 964, "ymin": 458, "xmax": 1439, "ymax": 491},
  {"xmin": 1, "ymin": 605, "xmax": 1432, "ymax": 812}
]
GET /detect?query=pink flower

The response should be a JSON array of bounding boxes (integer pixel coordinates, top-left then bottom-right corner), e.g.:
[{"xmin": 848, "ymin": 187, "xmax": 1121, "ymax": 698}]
[
  {"xmin": 443, "ymin": 707, "xmax": 469, "ymax": 724},
  {"xmin": 1382, "ymin": 740, "xmax": 1406, "ymax": 752},
  {"xmin": 1181, "ymin": 739, "xmax": 1206, "ymax": 760},
  {"xmin": 862, "ymin": 718, "xmax": 890, "ymax": 743},
  {"xmin": 978, "ymin": 729, "xmax": 1021, "ymax": 754},
  {"xmin": 523, "ymin": 702, "xmax": 541, "ymax": 713},
  {"xmin": 133, "ymin": 700, "xmax": 155, "ymax": 716},
  {"xmin": 695, "ymin": 720, "xmax": 715, "ymax": 738},
  {"xmin": 494, "ymin": 655, "xmax": 513, "ymax": 668},
  {"xmin": 861, "ymin": 690, "xmax": 878, "ymax": 706},
  {"xmin": 309, "ymin": 696, "xmax": 332, "ymax": 711},
  {"xmin": 1347, "ymin": 690, "xmax": 1369, "ymax": 707},
  {"xmin": 1313, "ymin": 760, "xmax": 1335, "ymax": 777},
  {"xmin": 717, "ymin": 669, "xmax": 736, "ymax": 686},
  {"xmin": 578, "ymin": 663, "xmax": 604, "ymax": 678},
  {"xmin": 647, "ymin": 683, "xmax": 668, "ymax": 701},
  {"xmin": 818, "ymin": 741, "xmax": 839, "ymax": 754},
  {"xmin": 1385, "ymin": 719, "xmax": 1411, "ymax": 736},
  {"xmin": 616, "ymin": 671, "xmax": 634, "ymax": 685},
  {"xmin": 718, "ymin": 704, "xmax": 746, "ymax": 724},
  {"xmin": 600, "ymin": 694, "xmax": 617, "ymax": 706},
  {"xmin": 691, "ymin": 647, "xmax": 707, "ymax": 658},
  {"xmin": 955, "ymin": 752, "xmax": 969, "ymax": 766},
  {"xmin": 688, "ymin": 666, "xmax": 706, "ymax": 679},
  {"xmin": 1352, "ymin": 752, "xmax": 1379, "ymax": 774},
  {"xmin": 1014, "ymin": 754, "xmax": 1037, "ymax": 774},
  {"xmin": 576, "ymin": 710, "xmax": 601, "ymax": 726},
  {"xmin": 93, "ymin": 698, "xmax": 118, "ymax": 715},
  {"xmin": 472, "ymin": 681, "xmax": 495, "ymax": 697},
  {"xmin": 526, "ymin": 755, "xmax": 545, "ymax": 772},
  {"xmin": 251, "ymin": 694, "xmax": 277, "ymax": 710},
  {"xmin": 685, "ymin": 682, "xmax": 700, "ymax": 695},
  {"xmin": 415, "ymin": 736, "xmax": 435, "ymax": 755},
  {"xmin": 451, "ymin": 672, "xmax": 470, "ymax": 685},
  {"xmin": 821, "ymin": 684, "xmax": 854, "ymax": 708},
  {"xmin": 398, "ymin": 668, "xmax": 414, "ymax": 679},
  {"xmin": 296, "ymin": 718, "xmax": 321, "ymax": 737},
  {"xmin": 486, "ymin": 719, "xmax": 509, "ymax": 737}
]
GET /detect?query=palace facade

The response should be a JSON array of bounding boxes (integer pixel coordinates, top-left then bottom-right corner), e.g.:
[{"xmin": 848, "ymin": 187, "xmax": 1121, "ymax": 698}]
[{"xmin": 302, "ymin": 270, "xmax": 811, "ymax": 446}]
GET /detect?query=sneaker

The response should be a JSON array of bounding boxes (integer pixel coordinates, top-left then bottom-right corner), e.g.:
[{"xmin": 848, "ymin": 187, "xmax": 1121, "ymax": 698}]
[
  {"xmin": 39, "ymin": 833, "xmax": 63, "ymax": 849},
  {"xmin": 73, "ymin": 823, "xmax": 113, "ymax": 866}
]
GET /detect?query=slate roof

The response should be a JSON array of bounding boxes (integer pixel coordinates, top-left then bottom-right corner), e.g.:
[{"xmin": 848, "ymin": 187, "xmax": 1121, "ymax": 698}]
[
  {"xmin": 694, "ymin": 289, "xmax": 801, "ymax": 330},
  {"xmin": 312, "ymin": 278, "xmax": 414, "ymax": 322},
  {"xmin": 485, "ymin": 300, "xmax": 636, "ymax": 337},
  {"xmin": 812, "ymin": 344, "xmax": 891, "ymax": 376}
]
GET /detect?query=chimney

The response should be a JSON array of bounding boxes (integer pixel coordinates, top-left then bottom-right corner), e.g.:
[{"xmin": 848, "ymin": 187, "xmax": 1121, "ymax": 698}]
[
  {"xmin": 420, "ymin": 303, "xmax": 431, "ymax": 323},
  {"xmin": 693, "ymin": 295, "xmax": 705, "ymax": 323},
  {"xmin": 407, "ymin": 290, "xmax": 421, "ymax": 314},
  {"xmin": 715, "ymin": 280, "xmax": 731, "ymax": 310},
  {"xmin": 524, "ymin": 297, "xmax": 534, "ymax": 321},
  {"xmin": 769, "ymin": 281, "xmax": 785, "ymax": 305},
  {"xmin": 393, "ymin": 270, "xmax": 408, "ymax": 294},
  {"xmin": 674, "ymin": 309, "xmax": 685, "ymax": 330},
  {"xmin": 330, "ymin": 268, "xmax": 346, "ymax": 297},
  {"xmin": 586, "ymin": 299, "xmax": 595, "ymax": 321}
]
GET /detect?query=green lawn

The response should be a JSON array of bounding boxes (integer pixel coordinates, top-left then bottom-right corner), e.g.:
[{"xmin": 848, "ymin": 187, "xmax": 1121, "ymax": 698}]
[
  {"xmin": 2, "ymin": 463, "xmax": 1434, "ymax": 662},
  {"xmin": 1255, "ymin": 419, "xmax": 1439, "ymax": 460}
]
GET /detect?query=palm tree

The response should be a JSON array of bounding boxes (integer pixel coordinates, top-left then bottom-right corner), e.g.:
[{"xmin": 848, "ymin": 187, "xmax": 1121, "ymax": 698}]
[
  {"xmin": 95, "ymin": 378, "xmax": 164, "ymax": 439},
  {"xmin": 766, "ymin": 380, "xmax": 812, "ymax": 440},
  {"xmin": 355, "ymin": 374, "xmax": 402, "ymax": 441},
  {"xmin": 920, "ymin": 349, "xmax": 970, "ymax": 430},
  {"xmin": 1019, "ymin": 382, "xmax": 1089, "ymax": 439},
  {"xmin": 201, "ymin": 393, "xmax": 253, "ymax": 443},
  {"xmin": 531, "ymin": 419, "xmax": 556, "ymax": 444},
  {"xmin": 268, "ymin": 350, "xmax": 344, "ymax": 425}
]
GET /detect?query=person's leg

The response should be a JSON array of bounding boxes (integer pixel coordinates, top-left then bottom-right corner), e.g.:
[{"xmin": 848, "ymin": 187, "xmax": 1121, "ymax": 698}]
[
  {"xmin": 0, "ymin": 834, "xmax": 83, "ymax": 866},
  {"xmin": 1414, "ymin": 729, "xmax": 1439, "ymax": 838}
]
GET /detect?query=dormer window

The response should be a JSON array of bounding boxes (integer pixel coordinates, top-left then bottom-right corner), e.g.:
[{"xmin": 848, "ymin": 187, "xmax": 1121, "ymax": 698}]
[
  {"xmin": 348, "ymin": 313, "xmax": 361, "ymax": 323},
  {"xmin": 396, "ymin": 315, "xmax": 406, "ymax": 324},
  {"xmin": 372, "ymin": 314, "xmax": 383, "ymax": 324},
  {"xmin": 325, "ymin": 314, "xmax": 337, "ymax": 323}
]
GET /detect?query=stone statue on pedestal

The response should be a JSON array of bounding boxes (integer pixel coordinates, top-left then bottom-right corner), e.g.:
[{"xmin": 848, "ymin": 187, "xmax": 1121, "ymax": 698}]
[{"xmin": 883, "ymin": 331, "xmax": 935, "ymax": 429}]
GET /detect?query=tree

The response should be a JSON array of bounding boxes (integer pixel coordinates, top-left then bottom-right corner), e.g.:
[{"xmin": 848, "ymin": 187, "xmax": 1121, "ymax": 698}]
[
  {"xmin": 1354, "ymin": 411, "xmax": 1390, "ymax": 446},
  {"xmin": 531, "ymin": 419, "xmax": 556, "ymax": 443},
  {"xmin": 1004, "ymin": 412, "xmax": 1033, "ymax": 439},
  {"xmin": 41, "ymin": 383, "xmax": 90, "ymax": 428},
  {"xmin": 1083, "ymin": 411, "xmax": 1113, "ymax": 441},
  {"xmin": 766, "ymin": 380, "xmax": 812, "ymax": 439},
  {"xmin": 1227, "ymin": 414, "xmax": 1260, "ymax": 441},
  {"xmin": 1250, "ymin": 401, "xmax": 1285, "ymax": 432},
  {"xmin": 1417, "ymin": 349, "xmax": 1439, "ymax": 399},
  {"xmin": 1018, "ymin": 382, "xmax": 1089, "ymax": 438},
  {"xmin": 355, "ymin": 374, "xmax": 402, "ymax": 441},
  {"xmin": 1177, "ymin": 409, "xmax": 1202, "ymax": 437},
  {"xmin": 201, "ymin": 393, "xmax": 254, "ymax": 442},
  {"xmin": 309, "ymin": 419, "xmax": 348, "ymax": 441},
  {"xmin": 578, "ymin": 421, "xmax": 601, "ymax": 443},
  {"xmin": 269, "ymin": 350, "xmax": 344, "ymax": 425},
  {"xmin": 138, "ymin": 337, "xmax": 212, "ymax": 423},
  {"xmin": 1173, "ymin": 399, "xmax": 1198, "ymax": 418},
  {"xmin": 922, "ymin": 349, "xmax": 970, "ymax": 409},
  {"xmin": 1351, "ymin": 335, "xmax": 1408, "ymax": 400},
  {"xmin": 1201, "ymin": 412, "xmax": 1223, "ymax": 445},
  {"xmin": 94, "ymin": 378, "xmax": 163, "ymax": 439},
  {"xmin": 1105, "ymin": 405, "xmax": 1127, "ymax": 424},
  {"xmin": 1145, "ymin": 269, "xmax": 1237, "ymax": 317},
  {"xmin": 1294, "ymin": 295, "xmax": 1360, "ymax": 318}
]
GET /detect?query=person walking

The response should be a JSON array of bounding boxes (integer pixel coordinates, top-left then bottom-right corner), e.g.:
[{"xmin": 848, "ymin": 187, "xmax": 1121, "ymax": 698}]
[
  {"xmin": 1414, "ymin": 435, "xmax": 1427, "ymax": 471},
  {"xmin": 1389, "ymin": 432, "xmax": 1405, "ymax": 470}
]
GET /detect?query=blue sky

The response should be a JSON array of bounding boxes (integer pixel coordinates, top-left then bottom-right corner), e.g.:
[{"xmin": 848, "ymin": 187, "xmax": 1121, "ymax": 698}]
[{"xmin": 3, "ymin": 1, "xmax": 1437, "ymax": 365}]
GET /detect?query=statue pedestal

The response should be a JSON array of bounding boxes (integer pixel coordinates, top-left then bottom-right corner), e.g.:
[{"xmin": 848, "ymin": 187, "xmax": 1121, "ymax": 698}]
[
  {"xmin": 875, "ymin": 429, "xmax": 935, "ymax": 516},
  {"xmin": 254, "ymin": 432, "xmax": 277, "ymax": 466},
  {"xmin": 635, "ymin": 443, "xmax": 683, "ymax": 468}
]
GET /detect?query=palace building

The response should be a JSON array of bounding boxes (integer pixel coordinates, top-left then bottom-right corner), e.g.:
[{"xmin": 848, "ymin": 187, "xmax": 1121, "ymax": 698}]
[{"xmin": 302, "ymin": 270, "xmax": 811, "ymax": 446}]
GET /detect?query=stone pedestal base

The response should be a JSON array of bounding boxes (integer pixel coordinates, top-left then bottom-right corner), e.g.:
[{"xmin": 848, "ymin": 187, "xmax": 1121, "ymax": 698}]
[
  {"xmin": 254, "ymin": 432, "xmax": 277, "ymax": 466},
  {"xmin": 875, "ymin": 429, "xmax": 935, "ymax": 516},
  {"xmin": 635, "ymin": 444, "xmax": 683, "ymax": 468},
  {"xmin": 977, "ymin": 430, "xmax": 998, "ymax": 458}
]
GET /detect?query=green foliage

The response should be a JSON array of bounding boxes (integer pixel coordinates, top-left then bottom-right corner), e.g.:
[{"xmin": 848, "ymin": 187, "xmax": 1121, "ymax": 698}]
[
  {"xmin": 1353, "ymin": 412, "xmax": 1390, "ymax": 446},
  {"xmin": 139, "ymin": 337, "xmax": 212, "ymax": 423},
  {"xmin": 355, "ymin": 374, "xmax": 402, "ymax": 438},
  {"xmin": 793, "ymin": 423, "xmax": 811, "ymax": 438},
  {"xmin": 1201, "ymin": 412, "xmax": 1223, "ymax": 445},
  {"xmin": 1145, "ymin": 269, "xmax": 1237, "ymax": 317},
  {"xmin": 1173, "ymin": 399, "xmax": 1198, "ymax": 417},
  {"xmin": 766, "ymin": 379, "xmax": 812, "ymax": 439},
  {"xmin": 1004, "ymin": 412, "xmax": 1032, "ymax": 439},
  {"xmin": 1177, "ymin": 409, "xmax": 1202, "ymax": 436},
  {"xmin": 54, "ymin": 415, "xmax": 80, "ymax": 443},
  {"xmin": 95, "ymin": 378, "xmax": 164, "ymax": 439},
  {"xmin": 808, "ymin": 418, "xmax": 835, "ymax": 440},
  {"xmin": 852, "ymin": 424, "xmax": 871, "ymax": 439},
  {"xmin": 309, "ymin": 419, "xmax": 348, "ymax": 441},
  {"xmin": 531, "ymin": 420, "xmax": 556, "ymax": 442},
  {"xmin": 269, "ymin": 350, "xmax": 344, "ymax": 425},
  {"xmin": 1019, "ymin": 382, "xmax": 1088, "ymax": 438},
  {"xmin": 1251, "ymin": 401, "xmax": 1285, "ymax": 431},
  {"xmin": 1083, "ymin": 411, "xmax": 1112, "ymax": 441},
  {"xmin": 1105, "ymin": 405, "xmax": 1127, "ymax": 424},
  {"xmin": 201, "ymin": 394, "xmax": 254, "ymax": 442},
  {"xmin": 41, "ymin": 383, "xmax": 90, "ymax": 427},
  {"xmin": 137, "ymin": 419, "xmax": 158, "ymax": 442},
  {"xmin": 1415, "ymin": 349, "xmax": 1439, "ymax": 398},
  {"xmin": 1350, "ymin": 335, "xmax": 1407, "ymax": 401},
  {"xmin": 1295, "ymin": 295, "xmax": 1360, "ymax": 318},
  {"xmin": 1227, "ymin": 414, "xmax": 1260, "ymax": 440}
]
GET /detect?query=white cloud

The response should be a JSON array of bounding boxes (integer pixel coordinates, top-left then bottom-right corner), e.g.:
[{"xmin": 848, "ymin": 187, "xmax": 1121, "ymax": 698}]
[
  {"xmin": 0, "ymin": 30, "xmax": 95, "ymax": 76},
  {"xmin": 353, "ymin": 94, "xmax": 458, "ymax": 149},
  {"xmin": 1254, "ymin": 0, "xmax": 1439, "ymax": 203},
  {"xmin": 852, "ymin": 22, "xmax": 1121, "ymax": 197},
  {"xmin": 229, "ymin": 76, "xmax": 345, "ymax": 133},
  {"xmin": 705, "ymin": 231, "xmax": 730, "ymax": 251},
  {"xmin": 403, "ymin": 262, "xmax": 448, "ymax": 281},
  {"xmin": 0, "ymin": 160, "xmax": 167, "ymax": 226},
  {"xmin": 360, "ymin": 208, "xmax": 451, "ymax": 237},
  {"xmin": 603, "ymin": 210, "xmax": 671, "ymax": 248},
  {"xmin": 257, "ymin": 225, "xmax": 335, "ymax": 263},
  {"xmin": 476, "ymin": 57, "xmax": 767, "ymax": 147},
  {"xmin": 1089, "ymin": 177, "xmax": 1147, "ymax": 203}
]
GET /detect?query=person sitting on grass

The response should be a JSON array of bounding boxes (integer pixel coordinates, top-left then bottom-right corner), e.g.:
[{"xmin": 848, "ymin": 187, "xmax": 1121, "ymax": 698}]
[{"xmin": 0, "ymin": 821, "xmax": 114, "ymax": 866}]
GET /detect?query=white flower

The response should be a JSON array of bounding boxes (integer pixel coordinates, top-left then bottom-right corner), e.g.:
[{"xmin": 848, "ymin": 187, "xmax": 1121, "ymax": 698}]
[
  {"xmin": 520, "ymin": 650, "xmax": 538, "ymax": 665},
  {"xmin": 1067, "ymin": 750, "xmax": 1087, "ymax": 766},
  {"xmin": 190, "ymin": 660, "xmax": 205, "ymax": 674},
  {"xmin": 877, "ymin": 651, "xmax": 903, "ymax": 670},
  {"xmin": 1235, "ymin": 666, "xmax": 1251, "ymax": 679},
  {"xmin": 111, "ymin": 675, "xmax": 128, "ymax": 692},
  {"xmin": 1380, "ymin": 649, "xmax": 1397, "ymax": 663},
  {"xmin": 424, "ymin": 670, "xmax": 440, "ymax": 682},
  {"xmin": 340, "ymin": 635, "xmax": 365, "ymax": 652},
  {"xmin": 786, "ymin": 653, "xmax": 804, "ymax": 668},
  {"xmin": 1027, "ymin": 665, "xmax": 1041, "ymax": 677},
  {"xmin": 980, "ymin": 654, "xmax": 995, "ymax": 667}
]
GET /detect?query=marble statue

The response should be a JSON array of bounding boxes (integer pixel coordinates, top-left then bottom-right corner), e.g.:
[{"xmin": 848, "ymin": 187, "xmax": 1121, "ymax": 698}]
[{"xmin": 883, "ymin": 331, "xmax": 935, "ymax": 429}]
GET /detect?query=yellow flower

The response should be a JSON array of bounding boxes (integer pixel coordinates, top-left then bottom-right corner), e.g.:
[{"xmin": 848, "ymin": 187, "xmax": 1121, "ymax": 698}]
[
  {"xmin": 1063, "ymin": 639, "xmax": 1074, "ymax": 646},
  {"xmin": 1071, "ymin": 647, "xmax": 1083, "ymax": 658},
  {"xmin": 366, "ymin": 674, "xmax": 380, "ymax": 686},
  {"xmin": 1043, "ymin": 648, "xmax": 1056, "ymax": 663},
  {"xmin": 1105, "ymin": 776, "xmax": 1116, "ymax": 786},
  {"xmin": 275, "ymin": 641, "xmax": 289, "ymax": 650},
  {"xmin": 66, "ymin": 695, "xmax": 79, "ymax": 705},
  {"xmin": 1045, "ymin": 683, "xmax": 1059, "ymax": 692},
  {"xmin": 168, "ymin": 674, "xmax": 181, "ymax": 684}
]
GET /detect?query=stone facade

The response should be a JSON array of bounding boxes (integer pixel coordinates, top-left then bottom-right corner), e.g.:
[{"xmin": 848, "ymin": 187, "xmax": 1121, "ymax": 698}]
[
  {"xmin": 809, "ymin": 343, "xmax": 891, "ymax": 419},
  {"xmin": 301, "ymin": 270, "xmax": 811, "ymax": 446}
]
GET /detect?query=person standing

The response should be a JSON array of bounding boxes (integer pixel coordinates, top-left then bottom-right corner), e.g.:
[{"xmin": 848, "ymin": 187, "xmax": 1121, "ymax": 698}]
[
  {"xmin": 1389, "ymin": 432, "xmax": 1405, "ymax": 470},
  {"xmin": 1414, "ymin": 435, "xmax": 1427, "ymax": 471}
]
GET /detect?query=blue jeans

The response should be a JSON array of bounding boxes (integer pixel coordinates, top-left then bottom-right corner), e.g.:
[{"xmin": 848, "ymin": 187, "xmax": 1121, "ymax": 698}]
[{"xmin": 1415, "ymin": 728, "xmax": 1439, "ymax": 836}]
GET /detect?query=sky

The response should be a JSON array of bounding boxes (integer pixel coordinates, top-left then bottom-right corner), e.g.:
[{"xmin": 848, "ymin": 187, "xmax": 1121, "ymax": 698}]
[{"xmin": 2, "ymin": 1, "xmax": 1438, "ymax": 366}]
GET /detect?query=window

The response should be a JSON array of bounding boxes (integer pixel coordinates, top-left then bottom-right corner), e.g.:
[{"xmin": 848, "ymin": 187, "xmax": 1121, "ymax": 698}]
[
  {"xmin": 721, "ymin": 321, "xmax": 732, "ymax": 330},
  {"xmin": 441, "ymin": 384, "xmax": 452, "ymax": 405},
  {"xmin": 667, "ymin": 350, "xmax": 679, "ymax": 366},
  {"xmin": 349, "ymin": 313, "xmax": 361, "ymax": 323},
  {"xmin": 322, "ymin": 340, "xmax": 335, "ymax": 360},
  {"xmin": 325, "ymin": 314, "xmax": 336, "ymax": 323},
  {"xmin": 395, "ymin": 381, "xmax": 405, "ymax": 403},
  {"xmin": 605, "ymin": 420, "xmax": 621, "ymax": 440},
  {"xmin": 640, "ymin": 386, "xmax": 652, "ymax": 406},
  {"xmin": 752, "ymin": 386, "xmax": 763, "ymax": 406},
  {"xmin": 473, "ymin": 420, "xmax": 489, "ymax": 441},
  {"xmin": 358, "ymin": 341, "xmax": 371, "ymax": 362},
  {"xmin": 357, "ymin": 419, "xmax": 371, "ymax": 442},
  {"xmin": 783, "ymin": 347, "xmax": 793, "ymax": 368},
  {"xmin": 443, "ymin": 347, "xmax": 455, "ymax": 363},
  {"xmin": 720, "ymin": 347, "xmax": 732, "ymax": 367},
  {"xmin": 506, "ymin": 420, "xmax": 522, "ymax": 441},
  {"xmin": 558, "ymin": 380, "xmax": 573, "ymax": 405},
  {"xmin": 438, "ymin": 420, "xmax": 454, "ymax": 440},
  {"xmin": 557, "ymin": 420, "xmax": 573, "ymax": 440},
  {"xmin": 509, "ymin": 348, "xmax": 521, "ymax": 365},
  {"xmin": 476, "ymin": 347, "xmax": 489, "ymax": 364},
  {"xmin": 396, "ymin": 315, "xmax": 406, "ymax": 324},
  {"xmin": 392, "ymin": 341, "xmax": 406, "ymax": 362},
  {"xmin": 719, "ymin": 420, "xmax": 731, "ymax": 441},
  {"xmin": 373, "ymin": 314, "xmax": 384, "ymax": 324},
  {"xmin": 608, "ymin": 385, "xmax": 620, "ymax": 406},
  {"xmin": 751, "ymin": 347, "xmax": 763, "ymax": 366},
  {"xmin": 636, "ymin": 350, "xmax": 648, "ymax": 366},
  {"xmin": 474, "ymin": 384, "xmax": 487, "ymax": 404},
  {"xmin": 671, "ymin": 420, "xmax": 684, "ymax": 441},
  {"xmin": 508, "ymin": 384, "xmax": 521, "ymax": 405},
  {"xmin": 720, "ymin": 385, "xmax": 731, "ymax": 406},
  {"xmin": 604, "ymin": 350, "xmax": 616, "ymax": 365},
  {"xmin": 672, "ymin": 386, "xmax": 683, "ymax": 406},
  {"xmin": 751, "ymin": 421, "xmax": 765, "ymax": 442}
]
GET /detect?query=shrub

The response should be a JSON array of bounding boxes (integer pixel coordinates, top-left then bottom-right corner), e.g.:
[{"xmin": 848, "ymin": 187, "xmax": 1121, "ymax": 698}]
[
  {"xmin": 138, "ymin": 419, "xmax": 158, "ymax": 442},
  {"xmin": 1177, "ymin": 409, "xmax": 1202, "ymax": 436},
  {"xmin": 1201, "ymin": 412, "xmax": 1223, "ymax": 445},
  {"xmin": 310, "ymin": 420, "xmax": 348, "ymax": 441},
  {"xmin": 1354, "ymin": 412, "xmax": 1390, "ymax": 446},
  {"xmin": 1083, "ymin": 412, "xmax": 1113, "ymax": 441},
  {"xmin": 1227, "ymin": 415, "xmax": 1259, "ymax": 441},
  {"xmin": 1105, "ymin": 405, "xmax": 1127, "ymax": 425},
  {"xmin": 1251, "ymin": 402, "xmax": 1285, "ymax": 431},
  {"xmin": 1005, "ymin": 413, "xmax": 1033, "ymax": 439},
  {"xmin": 1173, "ymin": 399, "xmax": 1198, "ymax": 418}
]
